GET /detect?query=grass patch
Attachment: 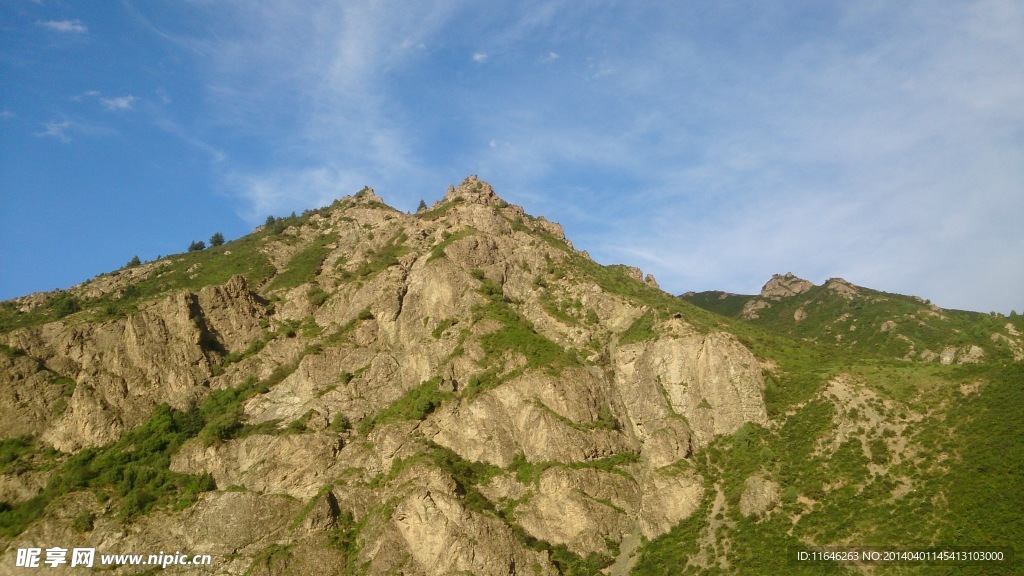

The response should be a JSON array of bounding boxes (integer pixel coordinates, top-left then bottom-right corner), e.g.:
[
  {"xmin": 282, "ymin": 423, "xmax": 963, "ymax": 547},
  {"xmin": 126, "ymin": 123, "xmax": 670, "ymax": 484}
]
[
  {"xmin": 0, "ymin": 404, "xmax": 215, "ymax": 536},
  {"xmin": 417, "ymin": 197, "xmax": 464, "ymax": 220},
  {"xmin": 431, "ymin": 317, "xmax": 458, "ymax": 339},
  {"xmin": 265, "ymin": 233, "xmax": 337, "ymax": 292},
  {"xmin": 356, "ymin": 378, "xmax": 452, "ymax": 435},
  {"xmin": 427, "ymin": 227, "xmax": 476, "ymax": 262},
  {"xmin": 472, "ymin": 271, "xmax": 580, "ymax": 375},
  {"xmin": 619, "ymin": 311, "xmax": 658, "ymax": 345},
  {"xmin": 347, "ymin": 232, "xmax": 410, "ymax": 280}
]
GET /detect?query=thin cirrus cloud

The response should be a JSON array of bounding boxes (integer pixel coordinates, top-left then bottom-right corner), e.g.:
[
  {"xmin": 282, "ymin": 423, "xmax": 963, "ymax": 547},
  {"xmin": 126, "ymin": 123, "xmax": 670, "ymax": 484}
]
[
  {"xmin": 572, "ymin": 1, "xmax": 1024, "ymax": 311},
  {"xmin": 35, "ymin": 120, "xmax": 73, "ymax": 143},
  {"xmin": 160, "ymin": 0, "xmax": 1021, "ymax": 312},
  {"xmin": 99, "ymin": 95, "xmax": 136, "ymax": 111},
  {"xmin": 190, "ymin": 0, "xmax": 467, "ymax": 216},
  {"xmin": 39, "ymin": 19, "xmax": 88, "ymax": 34}
]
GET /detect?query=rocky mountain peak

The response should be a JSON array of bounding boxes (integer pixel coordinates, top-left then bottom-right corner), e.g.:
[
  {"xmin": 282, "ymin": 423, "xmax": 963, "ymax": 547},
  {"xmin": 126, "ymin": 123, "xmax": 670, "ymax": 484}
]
[
  {"xmin": 0, "ymin": 178, "xmax": 774, "ymax": 574},
  {"xmin": 759, "ymin": 272, "xmax": 814, "ymax": 300},
  {"xmin": 353, "ymin": 186, "xmax": 384, "ymax": 204},
  {"xmin": 443, "ymin": 175, "xmax": 503, "ymax": 206},
  {"xmin": 824, "ymin": 277, "xmax": 860, "ymax": 298}
]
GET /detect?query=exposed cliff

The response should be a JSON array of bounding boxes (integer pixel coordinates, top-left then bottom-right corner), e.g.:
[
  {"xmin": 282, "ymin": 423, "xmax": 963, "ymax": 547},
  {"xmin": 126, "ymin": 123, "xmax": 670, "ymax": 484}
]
[{"xmin": 0, "ymin": 177, "xmax": 768, "ymax": 575}]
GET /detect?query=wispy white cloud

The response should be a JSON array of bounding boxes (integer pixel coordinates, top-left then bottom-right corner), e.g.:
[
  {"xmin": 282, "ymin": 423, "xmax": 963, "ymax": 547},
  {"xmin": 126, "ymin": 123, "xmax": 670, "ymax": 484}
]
[
  {"xmin": 151, "ymin": 115, "xmax": 226, "ymax": 164},
  {"xmin": 562, "ymin": 1, "xmax": 1024, "ymax": 311},
  {"xmin": 35, "ymin": 120, "xmax": 73, "ymax": 142},
  {"xmin": 99, "ymin": 95, "xmax": 136, "ymax": 111},
  {"xmin": 183, "ymin": 1, "xmax": 469, "ymax": 216},
  {"xmin": 227, "ymin": 167, "xmax": 367, "ymax": 222},
  {"xmin": 157, "ymin": 0, "xmax": 1021, "ymax": 311},
  {"xmin": 39, "ymin": 20, "xmax": 87, "ymax": 34}
]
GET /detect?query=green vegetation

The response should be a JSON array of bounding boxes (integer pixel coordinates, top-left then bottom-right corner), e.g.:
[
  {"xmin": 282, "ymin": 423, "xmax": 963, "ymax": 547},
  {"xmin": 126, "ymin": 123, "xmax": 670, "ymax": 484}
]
[
  {"xmin": 72, "ymin": 510, "xmax": 95, "ymax": 532},
  {"xmin": 307, "ymin": 285, "xmax": 330, "ymax": 307},
  {"xmin": 427, "ymin": 227, "xmax": 475, "ymax": 262},
  {"xmin": 618, "ymin": 311, "xmax": 658, "ymax": 344},
  {"xmin": 0, "ymin": 210, "xmax": 302, "ymax": 332},
  {"xmin": 343, "ymin": 231, "xmax": 410, "ymax": 280},
  {"xmin": 431, "ymin": 317, "xmax": 458, "ymax": 338},
  {"xmin": 357, "ymin": 378, "xmax": 452, "ymax": 435},
  {"xmin": 209, "ymin": 232, "xmax": 225, "ymax": 247},
  {"xmin": 2, "ymin": 183, "xmax": 1021, "ymax": 573},
  {"xmin": 0, "ymin": 343, "xmax": 25, "ymax": 359},
  {"xmin": 265, "ymin": 233, "xmax": 337, "ymax": 292},
  {"xmin": 247, "ymin": 544, "xmax": 292, "ymax": 574},
  {"xmin": 552, "ymin": 255, "xmax": 723, "ymax": 335},
  {"xmin": 0, "ymin": 436, "xmax": 59, "ymax": 475},
  {"xmin": 0, "ymin": 405, "xmax": 213, "ymax": 536},
  {"xmin": 48, "ymin": 373, "xmax": 77, "ymax": 416},
  {"xmin": 472, "ymin": 270, "xmax": 580, "ymax": 375},
  {"xmin": 531, "ymin": 399, "xmax": 620, "ymax": 433},
  {"xmin": 628, "ymin": 348, "xmax": 1024, "ymax": 574},
  {"xmin": 684, "ymin": 284, "xmax": 1017, "ymax": 363},
  {"xmin": 417, "ymin": 196, "xmax": 464, "ymax": 220},
  {"xmin": 538, "ymin": 292, "xmax": 586, "ymax": 325},
  {"xmin": 0, "ymin": 361, "xmax": 307, "ymax": 537}
]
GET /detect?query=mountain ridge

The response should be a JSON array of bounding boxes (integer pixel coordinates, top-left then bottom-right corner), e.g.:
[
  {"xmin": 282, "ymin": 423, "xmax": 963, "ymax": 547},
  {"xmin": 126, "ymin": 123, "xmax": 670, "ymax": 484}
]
[{"xmin": 1, "ymin": 176, "xmax": 1021, "ymax": 575}]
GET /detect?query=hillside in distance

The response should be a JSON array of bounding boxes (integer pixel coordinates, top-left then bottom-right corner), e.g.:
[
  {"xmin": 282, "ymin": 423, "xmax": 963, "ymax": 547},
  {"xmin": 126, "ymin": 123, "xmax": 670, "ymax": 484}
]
[
  {"xmin": 682, "ymin": 271, "xmax": 1023, "ymax": 364},
  {"xmin": 1, "ymin": 177, "xmax": 1021, "ymax": 575}
]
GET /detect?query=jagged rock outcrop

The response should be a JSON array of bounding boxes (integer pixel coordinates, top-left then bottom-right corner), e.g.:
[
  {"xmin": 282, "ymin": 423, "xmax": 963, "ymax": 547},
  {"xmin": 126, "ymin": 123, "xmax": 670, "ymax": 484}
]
[
  {"xmin": 0, "ymin": 177, "xmax": 770, "ymax": 575},
  {"xmin": 1, "ymin": 275, "xmax": 269, "ymax": 452},
  {"xmin": 740, "ymin": 298, "xmax": 771, "ymax": 320},
  {"xmin": 614, "ymin": 331, "xmax": 768, "ymax": 451},
  {"xmin": 824, "ymin": 277, "xmax": 859, "ymax": 298},
  {"xmin": 759, "ymin": 272, "xmax": 814, "ymax": 300},
  {"xmin": 739, "ymin": 475, "xmax": 780, "ymax": 517}
]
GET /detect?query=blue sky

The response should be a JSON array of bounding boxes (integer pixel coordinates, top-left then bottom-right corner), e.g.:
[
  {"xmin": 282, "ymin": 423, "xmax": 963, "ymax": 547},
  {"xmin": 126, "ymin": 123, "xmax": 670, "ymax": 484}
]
[{"xmin": 2, "ymin": 1, "xmax": 1022, "ymax": 313}]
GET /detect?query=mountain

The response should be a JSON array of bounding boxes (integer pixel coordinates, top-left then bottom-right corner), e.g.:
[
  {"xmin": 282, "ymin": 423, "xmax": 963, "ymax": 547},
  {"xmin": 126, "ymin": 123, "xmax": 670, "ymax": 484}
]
[
  {"xmin": 682, "ymin": 272, "xmax": 1023, "ymax": 364},
  {"xmin": 1, "ymin": 177, "xmax": 1021, "ymax": 575}
]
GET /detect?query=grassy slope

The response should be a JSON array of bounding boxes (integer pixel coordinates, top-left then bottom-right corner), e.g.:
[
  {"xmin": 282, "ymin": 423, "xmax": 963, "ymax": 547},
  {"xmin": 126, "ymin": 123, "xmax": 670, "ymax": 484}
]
[
  {"xmin": 631, "ymin": 321, "xmax": 1024, "ymax": 575},
  {"xmin": 683, "ymin": 285, "xmax": 1020, "ymax": 362}
]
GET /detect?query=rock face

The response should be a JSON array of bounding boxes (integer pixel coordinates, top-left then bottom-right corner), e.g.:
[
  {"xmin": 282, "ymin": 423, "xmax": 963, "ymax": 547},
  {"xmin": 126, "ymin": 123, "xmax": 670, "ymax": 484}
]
[
  {"xmin": 739, "ymin": 475, "xmax": 780, "ymax": 517},
  {"xmin": 0, "ymin": 177, "xmax": 769, "ymax": 575},
  {"xmin": 759, "ymin": 272, "xmax": 814, "ymax": 300},
  {"xmin": 824, "ymin": 277, "xmax": 859, "ymax": 298}
]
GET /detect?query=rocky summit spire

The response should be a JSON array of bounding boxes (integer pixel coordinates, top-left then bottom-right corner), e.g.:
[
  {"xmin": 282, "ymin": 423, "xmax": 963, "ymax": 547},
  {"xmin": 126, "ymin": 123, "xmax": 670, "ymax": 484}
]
[
  {"xmin": 352, "ymin": 185, "xmax": 384, "ymax": 204},
  {"xmin": 443, "ymin": 175, "xmax": 504, "ymax": 206}
]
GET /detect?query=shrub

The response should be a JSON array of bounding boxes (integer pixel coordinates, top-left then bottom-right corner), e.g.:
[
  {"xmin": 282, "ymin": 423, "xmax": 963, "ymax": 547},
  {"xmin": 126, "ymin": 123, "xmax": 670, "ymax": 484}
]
[
  {"xmin": 126, "ymin": 255, "xmax": 141, "ymax": 268},
  {"xmin": 357, "ymin": 378, "xmax": 451, "ymax": 434},
  {"xmin": 330, "ymin": 414, "xmax": 351, "ymax": 433},
  {"xmin": 71, "ymin": 510, "xmax": 94, "ymax": 532},
  {"xmin": 51, "ymin": 294, "xmax": 80, "ymax": 318},
  {"xmin": 307, "ymin": 285, "xmax": 329, "ymax": 307}
]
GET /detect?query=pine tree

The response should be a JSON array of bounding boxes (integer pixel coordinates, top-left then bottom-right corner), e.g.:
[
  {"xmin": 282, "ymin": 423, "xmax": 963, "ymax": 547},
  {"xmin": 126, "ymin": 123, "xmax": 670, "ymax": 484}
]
[
  {"xmin": 417, "ymin": 199, "xmax": 428, "ymax": 212},
  {"xmin": 188, "ymin": 240, "xmax": 206, "ymax": 252},
  {"xmin": 126, "ymin": 255, "xmax": 141, "ymax": 267},
  {"xmin": 209, "ymin": 232, "xmax": 225, "ymax": 247}
]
